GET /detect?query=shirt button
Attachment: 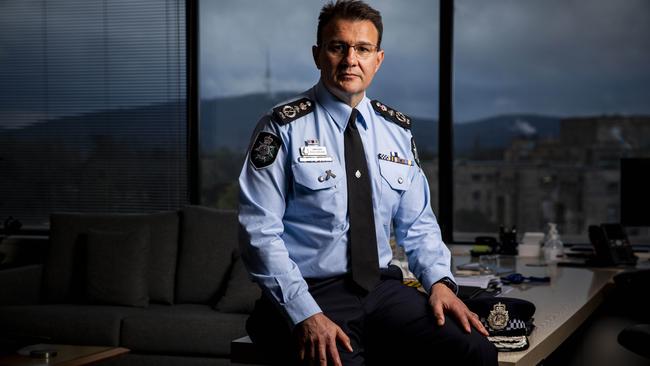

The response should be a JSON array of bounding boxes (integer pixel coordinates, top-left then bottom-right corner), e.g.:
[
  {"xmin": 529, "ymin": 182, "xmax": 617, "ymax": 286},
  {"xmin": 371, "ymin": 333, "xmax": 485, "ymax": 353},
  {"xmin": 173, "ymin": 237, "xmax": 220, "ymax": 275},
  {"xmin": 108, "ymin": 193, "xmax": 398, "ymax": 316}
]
[{"xmin": 397, "ymin": 177, "xmax": 404, "ymax": 184}]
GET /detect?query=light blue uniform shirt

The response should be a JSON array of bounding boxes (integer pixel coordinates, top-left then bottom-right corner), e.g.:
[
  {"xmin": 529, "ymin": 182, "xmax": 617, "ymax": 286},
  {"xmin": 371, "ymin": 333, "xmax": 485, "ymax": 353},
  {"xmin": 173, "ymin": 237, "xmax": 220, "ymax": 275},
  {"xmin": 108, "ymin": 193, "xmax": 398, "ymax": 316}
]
[{"xmin": 238, "ymin": 81, "xmax": 454, "ymax": 325}]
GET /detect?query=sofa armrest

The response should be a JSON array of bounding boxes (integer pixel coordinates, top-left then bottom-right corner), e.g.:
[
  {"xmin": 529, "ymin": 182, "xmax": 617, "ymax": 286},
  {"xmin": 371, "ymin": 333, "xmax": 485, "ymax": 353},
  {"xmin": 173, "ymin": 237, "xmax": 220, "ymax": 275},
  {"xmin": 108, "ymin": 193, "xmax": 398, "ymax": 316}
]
[{"xmin": 0, "ymin": 264, "xmax": 42, "ymax": 305}]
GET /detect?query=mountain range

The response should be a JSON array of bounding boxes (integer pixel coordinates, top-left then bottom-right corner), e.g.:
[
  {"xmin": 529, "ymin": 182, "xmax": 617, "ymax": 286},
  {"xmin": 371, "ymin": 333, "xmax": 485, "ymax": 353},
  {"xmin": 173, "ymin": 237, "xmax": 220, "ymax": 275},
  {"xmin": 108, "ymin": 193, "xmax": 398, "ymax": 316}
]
[
  {"xmin": 1, "ymin": 93, "xmax": 561, "ymax": 159},
  {"xmin": 200, "ymin": 92, "xmax": 561, "ymax": 157}
]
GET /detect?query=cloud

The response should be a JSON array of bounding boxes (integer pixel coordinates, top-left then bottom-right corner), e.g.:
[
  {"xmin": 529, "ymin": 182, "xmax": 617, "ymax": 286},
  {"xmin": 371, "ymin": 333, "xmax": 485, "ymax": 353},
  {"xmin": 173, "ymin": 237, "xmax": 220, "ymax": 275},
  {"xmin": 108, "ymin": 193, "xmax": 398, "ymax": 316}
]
[
  {"xmin": 0, "ymin": 0, "xmax": 186, "ymax": 120},
  {"xmin": 513, "ymin": 119, "xmax": 537, "ymax": 137},
  {"xmin": 199, "ymin": 0, "xmax": 440, "ymax": 118},
  {"xmin": 1, "ymin": 0, "xmax": 647, "ymax": 124},
  {"xmin": 200, "ymin": 0, "xmax": 649, "ymax": 122},
  {"xmin": 453, "ymin": 0, "xmax": 650, "ymax": 121}
]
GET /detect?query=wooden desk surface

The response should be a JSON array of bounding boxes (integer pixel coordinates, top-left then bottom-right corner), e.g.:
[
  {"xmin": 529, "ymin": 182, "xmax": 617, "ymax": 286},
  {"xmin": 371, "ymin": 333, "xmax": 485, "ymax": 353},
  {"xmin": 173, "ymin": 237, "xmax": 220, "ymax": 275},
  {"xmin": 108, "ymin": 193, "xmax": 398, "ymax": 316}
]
[
  {"xmin": 0, "ymin": 344, "xmax": 129, "ymax": 366},
  {"xmin": 453, "ymin": 256, "xmax": 619, "ymax": 366}
]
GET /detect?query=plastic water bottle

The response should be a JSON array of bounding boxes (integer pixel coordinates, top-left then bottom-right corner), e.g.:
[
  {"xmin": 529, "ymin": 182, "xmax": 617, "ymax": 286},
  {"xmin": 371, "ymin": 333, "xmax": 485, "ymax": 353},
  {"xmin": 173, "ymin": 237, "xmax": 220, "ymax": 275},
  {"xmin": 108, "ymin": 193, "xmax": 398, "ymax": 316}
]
[{"xmin": 543, "ymin": 223, "xmax": 564, "ymax": 263}]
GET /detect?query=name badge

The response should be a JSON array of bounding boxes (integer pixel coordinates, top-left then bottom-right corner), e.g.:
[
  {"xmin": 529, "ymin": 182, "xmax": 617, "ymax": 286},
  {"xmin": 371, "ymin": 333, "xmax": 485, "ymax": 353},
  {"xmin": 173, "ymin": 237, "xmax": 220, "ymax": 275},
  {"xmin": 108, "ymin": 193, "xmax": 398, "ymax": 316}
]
[{"xmin": 298, "ymin": 139, "xmax": 333, "ymax": 163}]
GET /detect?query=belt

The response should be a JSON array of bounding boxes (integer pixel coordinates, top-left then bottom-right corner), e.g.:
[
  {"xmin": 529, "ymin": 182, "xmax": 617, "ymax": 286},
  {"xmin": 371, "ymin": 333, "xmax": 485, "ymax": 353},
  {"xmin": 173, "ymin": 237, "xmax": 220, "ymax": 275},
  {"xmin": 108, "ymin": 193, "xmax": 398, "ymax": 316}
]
[{"xmin": 305, "ymin": 264, "xmax": 403, "ymax": 287}]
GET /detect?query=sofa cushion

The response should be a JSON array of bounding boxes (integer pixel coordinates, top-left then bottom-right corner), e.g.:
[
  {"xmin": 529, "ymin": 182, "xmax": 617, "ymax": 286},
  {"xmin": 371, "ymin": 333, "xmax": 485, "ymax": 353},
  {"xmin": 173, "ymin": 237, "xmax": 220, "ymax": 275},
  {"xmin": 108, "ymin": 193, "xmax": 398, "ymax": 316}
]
[
  {"xmin": 44, "ymin": 211, "xmax": 179, "ymax": 304},
  {"xmin": 0, "ymin": 305, "xmax": 145, "ymax": 346},
  {"xmin": 120, "ymin": 304, "xmax": 248, "ymax": 356},
  {"xmin": 176, "ymin": 206, "xmax": 238, "ymax": 304},
  {"xmin": 99, "ymin": 354, "xmax": 232, "ymax": 366},
  {"xmin": 0, "ymin": 264, "xmax": 42, "ymax": 306},
  {"xmin": 86, "ymin": 228, "xmax": 150, "ymax": 307},
  {"xmin": 214, "ymin": 254, "xmax": 260, "ymax": 314}
]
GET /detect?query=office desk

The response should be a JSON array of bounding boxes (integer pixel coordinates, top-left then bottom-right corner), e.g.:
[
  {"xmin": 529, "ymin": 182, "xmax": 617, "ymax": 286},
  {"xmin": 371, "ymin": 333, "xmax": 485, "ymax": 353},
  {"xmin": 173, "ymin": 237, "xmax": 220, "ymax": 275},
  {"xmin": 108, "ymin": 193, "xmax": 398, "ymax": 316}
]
[
  {"xmin": 453, "ymin": 256, "xmax": 620, "ymax": 366},
  {"xmin": 231, "ymin": 255, "xmax": 636, "ymax": 366}
]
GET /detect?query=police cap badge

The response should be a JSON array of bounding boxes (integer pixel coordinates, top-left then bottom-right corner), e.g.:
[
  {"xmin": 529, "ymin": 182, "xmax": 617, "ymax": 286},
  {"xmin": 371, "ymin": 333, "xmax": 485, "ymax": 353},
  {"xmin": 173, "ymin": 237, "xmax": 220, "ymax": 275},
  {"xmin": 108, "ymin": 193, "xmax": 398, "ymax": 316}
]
[{"xmin": 464, "ymin": 297, "xmax": 536, "ymax": 352}]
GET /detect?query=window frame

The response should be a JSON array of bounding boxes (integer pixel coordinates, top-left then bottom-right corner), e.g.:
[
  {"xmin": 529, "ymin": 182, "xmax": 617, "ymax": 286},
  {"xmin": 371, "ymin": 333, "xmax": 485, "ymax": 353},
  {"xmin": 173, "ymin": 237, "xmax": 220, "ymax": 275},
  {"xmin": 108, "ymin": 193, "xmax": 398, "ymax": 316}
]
[
  {"xmin": 187, "ymin": 0, "xmax": 200, "ymax": 205},
  {"xmin": 438, "ymin": 0, "xmax": 455, "ymax": 243}
]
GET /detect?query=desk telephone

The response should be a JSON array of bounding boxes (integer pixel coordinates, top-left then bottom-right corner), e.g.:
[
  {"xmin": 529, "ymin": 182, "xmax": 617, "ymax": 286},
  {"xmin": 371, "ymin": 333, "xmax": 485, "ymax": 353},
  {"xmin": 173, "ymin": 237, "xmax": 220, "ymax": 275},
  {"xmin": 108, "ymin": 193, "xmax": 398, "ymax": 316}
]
[{"xmin": 588, "ymin": 223, "xmax": 638, "ymax": 266}]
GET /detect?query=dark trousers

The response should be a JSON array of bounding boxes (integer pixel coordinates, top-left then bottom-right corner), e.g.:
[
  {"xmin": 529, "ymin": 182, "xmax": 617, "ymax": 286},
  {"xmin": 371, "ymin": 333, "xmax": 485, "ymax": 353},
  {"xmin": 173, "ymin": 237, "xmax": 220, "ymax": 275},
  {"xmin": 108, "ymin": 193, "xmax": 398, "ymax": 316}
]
[{"xmin": 247, "ymin": 266, "xmax": 497, "ymax": 365}]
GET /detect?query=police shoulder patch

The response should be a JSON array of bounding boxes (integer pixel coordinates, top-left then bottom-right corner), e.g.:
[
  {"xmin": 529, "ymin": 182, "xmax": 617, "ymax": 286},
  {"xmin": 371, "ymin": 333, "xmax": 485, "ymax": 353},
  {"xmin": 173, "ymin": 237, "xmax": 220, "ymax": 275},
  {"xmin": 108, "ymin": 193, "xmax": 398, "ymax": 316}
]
[
  {"xmin": 272, "ymin": 97, "xmax": 315, "ymax": 125},
  {"xmin": 250, "ymin": 131, "xmax": 282, "ymax": 169},
  {"xmin": 371, "ymin": 100, "xmax": 412, "ymax": 130},
  {"xmin": 411, "ymin": 137, "xmax": 421, "ymax": 168}
]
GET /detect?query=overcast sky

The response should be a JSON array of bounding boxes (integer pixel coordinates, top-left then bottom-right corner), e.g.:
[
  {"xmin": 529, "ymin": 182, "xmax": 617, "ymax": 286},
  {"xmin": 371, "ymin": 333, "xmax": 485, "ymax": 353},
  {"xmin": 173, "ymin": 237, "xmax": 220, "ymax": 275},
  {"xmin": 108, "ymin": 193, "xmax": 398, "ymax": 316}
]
[
  {"xmin": 0, "ymin": 0, "xmax": 185, "ymax": 129},
  {"xmin": 1, "ymin": 0, "xmax": 648, "ymax": 128},
  {"xmin": 200, "ymin": 0, "xmax": 650, "ymax": 122}
]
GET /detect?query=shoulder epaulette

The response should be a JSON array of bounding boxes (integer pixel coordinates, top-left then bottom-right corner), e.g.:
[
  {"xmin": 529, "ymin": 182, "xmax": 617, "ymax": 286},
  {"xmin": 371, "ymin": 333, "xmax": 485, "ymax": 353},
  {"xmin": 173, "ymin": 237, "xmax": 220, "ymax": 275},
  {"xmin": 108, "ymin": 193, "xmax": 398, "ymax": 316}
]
[
  {"xmin": 272, "ymin": 97, "xmax": 315, "ymax": 125},
  {"xmin": 371, "ymin": 100, "xmax": 412, "ymax": 130}
]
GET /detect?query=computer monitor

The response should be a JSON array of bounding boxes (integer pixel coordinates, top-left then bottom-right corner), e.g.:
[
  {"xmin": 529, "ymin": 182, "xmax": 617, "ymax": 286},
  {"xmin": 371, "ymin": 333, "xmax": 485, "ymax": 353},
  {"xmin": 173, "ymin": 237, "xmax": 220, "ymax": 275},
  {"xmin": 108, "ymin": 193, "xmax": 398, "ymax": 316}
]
[{"xmin": 620, "ymin": 158, "xmax": 650, "ymax": 227}]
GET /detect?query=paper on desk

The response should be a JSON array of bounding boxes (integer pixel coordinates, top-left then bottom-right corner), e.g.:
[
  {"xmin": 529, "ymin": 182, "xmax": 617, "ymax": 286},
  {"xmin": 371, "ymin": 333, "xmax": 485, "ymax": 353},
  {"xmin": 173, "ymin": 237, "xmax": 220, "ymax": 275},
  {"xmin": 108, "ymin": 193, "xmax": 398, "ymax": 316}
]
[
  {"xmin": 498, "ymin": 285, "xmax": 514, "ymax": 296},
  {"xmin": 455, "ymin": 274, "xmax": 499, "ymax": 289}
]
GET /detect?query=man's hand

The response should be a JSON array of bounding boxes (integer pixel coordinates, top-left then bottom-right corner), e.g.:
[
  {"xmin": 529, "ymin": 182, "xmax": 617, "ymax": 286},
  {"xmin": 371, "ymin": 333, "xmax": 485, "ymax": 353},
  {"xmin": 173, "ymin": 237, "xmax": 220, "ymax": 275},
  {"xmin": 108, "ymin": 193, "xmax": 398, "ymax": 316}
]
[
  {"xmin": 295, "ymin": 313, "xmax": 353, "ymax": 366},
  {"xmin": 428, "ymin": 282, "xmax": 489, "ymax": 336}
]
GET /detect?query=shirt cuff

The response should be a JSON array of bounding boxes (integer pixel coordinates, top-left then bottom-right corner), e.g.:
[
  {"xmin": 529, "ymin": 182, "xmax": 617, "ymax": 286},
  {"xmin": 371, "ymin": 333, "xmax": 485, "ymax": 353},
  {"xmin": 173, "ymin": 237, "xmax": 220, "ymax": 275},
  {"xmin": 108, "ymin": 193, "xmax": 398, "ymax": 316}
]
[
  {"xmin": 434, "ymin": 277, "xmax": 458, "ymax": 293},
  {"xmin": 283, "ymin": 290, "xmax": 323, "ymax": 326},
  {"xmin": 420, "ymin": 267, "xmax": 456, "ymax": 295}
]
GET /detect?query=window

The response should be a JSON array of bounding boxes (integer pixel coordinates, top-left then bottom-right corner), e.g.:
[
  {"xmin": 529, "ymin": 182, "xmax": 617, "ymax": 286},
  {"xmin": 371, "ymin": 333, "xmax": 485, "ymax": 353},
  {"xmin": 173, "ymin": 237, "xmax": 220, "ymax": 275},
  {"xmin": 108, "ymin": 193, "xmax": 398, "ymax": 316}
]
[
  {"xmin": 454, "ymin": 0, "xmax": 650, "ymax": 242},
  {"xmin": 0, "ymin": 0, "xmax": 188, "ymax": 228},
  {"xmin": 199, "ymin": 1, "xmax": 439, "ymax": 213}
]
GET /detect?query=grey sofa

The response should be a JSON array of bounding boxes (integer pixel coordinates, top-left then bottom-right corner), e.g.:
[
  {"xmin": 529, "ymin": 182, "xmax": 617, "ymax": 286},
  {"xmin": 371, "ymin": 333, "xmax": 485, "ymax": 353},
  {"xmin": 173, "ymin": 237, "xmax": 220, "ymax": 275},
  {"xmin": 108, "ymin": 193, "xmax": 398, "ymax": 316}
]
[{"xmin": 0, "ymin": 206, "xmax": 260, "ymax": 366}]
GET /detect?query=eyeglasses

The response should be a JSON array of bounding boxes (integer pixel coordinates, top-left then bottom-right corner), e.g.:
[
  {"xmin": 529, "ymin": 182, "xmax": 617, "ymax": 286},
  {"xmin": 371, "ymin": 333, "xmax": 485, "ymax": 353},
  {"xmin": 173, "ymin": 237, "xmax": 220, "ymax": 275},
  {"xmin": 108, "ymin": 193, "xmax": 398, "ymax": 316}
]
[{"xmin": 324, "ymin": 42, "xmax": 378, "ymax": 59}]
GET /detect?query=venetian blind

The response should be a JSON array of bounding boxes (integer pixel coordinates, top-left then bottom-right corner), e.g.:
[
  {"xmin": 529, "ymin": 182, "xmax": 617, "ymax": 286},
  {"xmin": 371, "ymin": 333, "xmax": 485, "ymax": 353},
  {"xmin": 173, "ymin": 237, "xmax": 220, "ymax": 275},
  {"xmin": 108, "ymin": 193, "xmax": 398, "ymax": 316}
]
[{"xmin": 0, "ymin": 0, "xmax": 187, "ymax": 227}]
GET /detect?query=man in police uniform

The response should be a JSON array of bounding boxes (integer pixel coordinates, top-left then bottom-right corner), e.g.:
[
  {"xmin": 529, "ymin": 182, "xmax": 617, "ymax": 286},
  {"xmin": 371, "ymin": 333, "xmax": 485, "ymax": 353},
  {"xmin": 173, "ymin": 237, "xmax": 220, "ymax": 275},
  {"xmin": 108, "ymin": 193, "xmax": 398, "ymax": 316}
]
[{"xmin": 238, "ymin": 1, "xmax": 497, "ymax": 365}]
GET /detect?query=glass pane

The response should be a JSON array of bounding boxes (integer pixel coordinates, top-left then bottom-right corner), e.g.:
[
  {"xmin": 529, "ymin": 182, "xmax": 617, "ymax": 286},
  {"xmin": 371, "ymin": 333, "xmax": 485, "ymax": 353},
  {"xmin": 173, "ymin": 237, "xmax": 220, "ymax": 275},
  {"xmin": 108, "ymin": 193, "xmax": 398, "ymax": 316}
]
[
  {"xmin": 454, "ymin": 0, "xmax": 650, "ymax": 243},
  {"xmin": 199, "ymin": 0, "xmax": 439, "ymax": 213},
  {"xmin": 0, "ymin": 0, "xmax": 187, "ymax": 228}
]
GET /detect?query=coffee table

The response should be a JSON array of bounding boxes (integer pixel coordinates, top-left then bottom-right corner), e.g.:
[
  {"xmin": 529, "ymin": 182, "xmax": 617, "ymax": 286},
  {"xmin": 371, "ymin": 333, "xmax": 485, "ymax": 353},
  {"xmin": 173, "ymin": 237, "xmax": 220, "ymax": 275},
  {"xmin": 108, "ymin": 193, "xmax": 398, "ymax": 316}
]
[{"xmin": 0, "ymin": 344, "xmax": 129, "ymax": 366}]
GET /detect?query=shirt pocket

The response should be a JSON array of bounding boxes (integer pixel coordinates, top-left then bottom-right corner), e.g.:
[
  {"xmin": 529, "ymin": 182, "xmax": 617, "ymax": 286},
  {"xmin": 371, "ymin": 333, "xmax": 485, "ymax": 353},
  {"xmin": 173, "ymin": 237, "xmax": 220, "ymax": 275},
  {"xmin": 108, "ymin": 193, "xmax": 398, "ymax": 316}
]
[
  {"xmin": 289, "ymin": 161, "xmax": 345, "ymax": 228},
  {"xmin": 292, "ymin": 161, "xmax": 342, "ymax": 190},
  {"xmin": 378, "ymin": 160, "xmax": 412, "ymax": 192}
]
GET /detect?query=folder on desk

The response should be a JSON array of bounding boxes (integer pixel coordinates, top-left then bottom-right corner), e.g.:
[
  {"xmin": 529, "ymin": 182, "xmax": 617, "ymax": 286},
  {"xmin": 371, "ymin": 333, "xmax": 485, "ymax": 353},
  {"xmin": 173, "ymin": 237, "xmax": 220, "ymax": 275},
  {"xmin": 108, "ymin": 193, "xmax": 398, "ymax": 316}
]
[
  {"xmin": 455, "ymin": 274, "xmax": 499, "ymax": 288},
  {"xmin": 457, "ymin": 274, "xmax": 501, "ymax": 301},
  {"xmin": 458, "ymin": 285, "xmax": 485, "ymax": 300}
]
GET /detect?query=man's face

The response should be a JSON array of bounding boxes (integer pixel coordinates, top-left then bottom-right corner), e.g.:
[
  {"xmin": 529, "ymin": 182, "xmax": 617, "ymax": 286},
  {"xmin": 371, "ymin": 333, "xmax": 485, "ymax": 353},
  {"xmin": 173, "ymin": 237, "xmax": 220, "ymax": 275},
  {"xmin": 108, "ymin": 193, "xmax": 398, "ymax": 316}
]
[{"xmin": 313, "ymin": 18, "xmax": 384, "ymax": 105}]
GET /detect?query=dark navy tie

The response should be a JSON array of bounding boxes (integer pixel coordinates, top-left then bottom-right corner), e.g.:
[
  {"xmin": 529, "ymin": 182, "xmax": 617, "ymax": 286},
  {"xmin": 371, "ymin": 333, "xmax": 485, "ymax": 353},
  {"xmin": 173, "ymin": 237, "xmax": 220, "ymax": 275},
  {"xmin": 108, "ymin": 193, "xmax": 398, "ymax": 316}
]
[{"xmin": 344, "ymin": 108, "xmax": 380, "ymax": 291}]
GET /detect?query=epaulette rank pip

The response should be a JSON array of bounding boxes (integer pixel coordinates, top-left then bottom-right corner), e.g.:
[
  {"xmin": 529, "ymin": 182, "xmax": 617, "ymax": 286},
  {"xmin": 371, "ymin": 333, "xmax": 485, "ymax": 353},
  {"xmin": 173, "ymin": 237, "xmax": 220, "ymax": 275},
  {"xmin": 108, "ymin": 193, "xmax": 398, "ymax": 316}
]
[
  {"xmin": 272, "ymin": 97, "xmax": 315, "ymax": 125},
  {"xmin": 371, "ymin": 100, "xmax": 412, "ymax": 130}
]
